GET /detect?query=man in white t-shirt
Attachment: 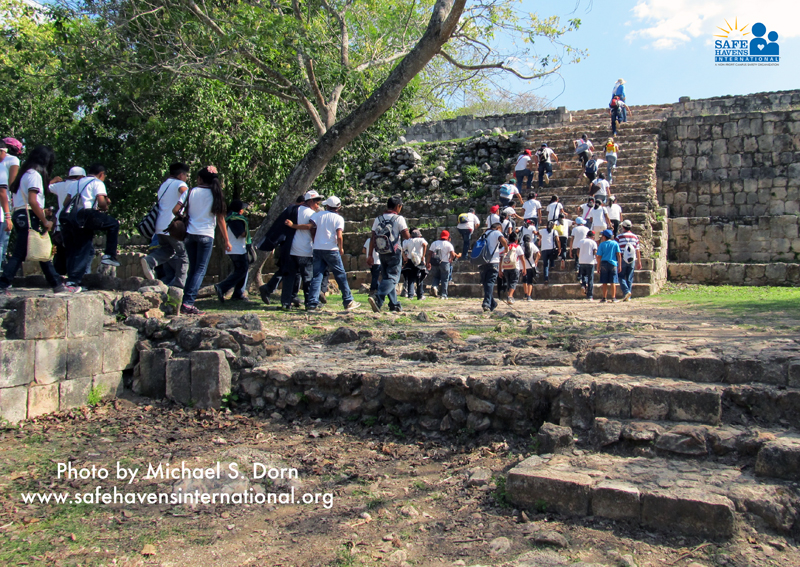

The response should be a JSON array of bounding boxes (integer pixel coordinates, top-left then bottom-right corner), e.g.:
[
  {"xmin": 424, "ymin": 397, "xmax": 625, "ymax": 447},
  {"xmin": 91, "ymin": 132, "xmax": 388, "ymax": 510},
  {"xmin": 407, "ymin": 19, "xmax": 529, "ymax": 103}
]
[
  {"xmin": 521, "ymin": 193, "xmax": 542, "ymax": 228},
  {"xmin": 498, "ymin": 181, "xmax": 523, "ymax": 208},
  {"xmin": 62, "ymin": 163, "xmax": 121, "ymax": 288},
  {"xmin": 514, "ymin": 149, "xmax": 533, "ymax": 192},
  {"xmin": 485, "ymin": 204, "xmax": 500, "ymax": 228},
  {"xmin": 363, "ymin": 237, "xmax": 381, "ymax": 295},
  {"xmin": 587, "ymin": 201, "xmax": 611, "ymax": 237},
  {"xmin": 577, "ymin": 231, "xmax": 598, "ymax": 300},
  {"xmin": 306, "ymin": 196, "xmax": 359, "ymax": 311},
  {"xmin": 533, "ymin": 143, "xmax": 558, "ymax": 188},
  {"xmin": 568, "ymin": 217, "xmax": 590, "ymax": 278},
  {"xmin": 141, "ymin": 162, "xmax": 190, "ymax": 288},
  {"xmin": 368, "ymin": 195, "xmax": 410, "ymax": 313},
  {"xmin": 47, "ymin": 166, "xmax": 85, "ymax": 276},
  {"xmin": 427, "ymin": 230, "xmax": 459, "ymax": 299},
  {"xmin": 401, "ymin": 229, "xmax": 428, "ymax": 300},
  {"xmin": 456, "ymin": 208, "xmax": 480, "ymax": 259},
  {"xmin": 282, "ymin": 190, "xmax": 323, "ymax": 309},
  {"xmin": 480, "ymin": 223, "xmax": 508, "ymax": 312},
  {"xmin": 590, "ymin": 173, "xmax": 611, "ymax": 204},
  {"xmin": 607, "ymin": 195, "xmax": 623, "ymax": 236}
]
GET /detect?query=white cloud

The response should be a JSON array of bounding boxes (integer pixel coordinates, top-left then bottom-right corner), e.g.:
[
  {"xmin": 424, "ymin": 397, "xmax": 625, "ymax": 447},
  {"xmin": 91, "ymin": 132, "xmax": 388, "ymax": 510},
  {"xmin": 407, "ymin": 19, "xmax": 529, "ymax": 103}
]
[{"xmin": 625, "ymin": 0, "xmax": 799, "ymax": 49}]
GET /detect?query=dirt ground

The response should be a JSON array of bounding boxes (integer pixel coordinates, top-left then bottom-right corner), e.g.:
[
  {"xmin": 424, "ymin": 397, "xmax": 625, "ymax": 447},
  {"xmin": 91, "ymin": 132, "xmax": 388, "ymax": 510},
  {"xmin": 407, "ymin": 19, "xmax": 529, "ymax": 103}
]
[{"xmin": 2, "ymin": 289, "xmax": 799, "ymax": 567}]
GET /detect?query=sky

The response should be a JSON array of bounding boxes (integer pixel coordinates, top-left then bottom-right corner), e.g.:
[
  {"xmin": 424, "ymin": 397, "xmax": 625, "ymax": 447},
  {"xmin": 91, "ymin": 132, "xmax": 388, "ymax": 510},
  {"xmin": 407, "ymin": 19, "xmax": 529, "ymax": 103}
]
[{"xmin": 504, "ymin": 0, "xmax": 799, "ymax": 112}]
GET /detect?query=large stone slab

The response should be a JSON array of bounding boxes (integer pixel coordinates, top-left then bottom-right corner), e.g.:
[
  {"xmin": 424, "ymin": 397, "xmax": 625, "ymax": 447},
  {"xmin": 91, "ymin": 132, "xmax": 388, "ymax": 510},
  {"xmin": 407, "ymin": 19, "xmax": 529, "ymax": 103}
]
[
  {"xmin": 0, "ymin": 340, "xmax": 34, "ymax": 388},
  {"xmin": 59, "ymin": 376, "xmax": 93, "ymax": 411},
  {"xmin": 34, "ymin": 339, "xmax": 67, "ymax": 385},
  {"xmin": 66, "ymin": 294, "xmax": 104, "ymax": 338},
  {"xmin": 641, "ymin": 489, "xmax": 735, "ymax": 537},
  {"xmin": 755, "ymin": 439, "xmax": 800, "ymax": 481},
  {"xmin": 14, "ymin": 297, "xmax": 67, "ymax": 339},
  {"xmin": 594, "ymin": 381, "xmax": 631, "ymax": 418},
  {"xmin": 191, "ymin": 350, "xmax": 231, "ymax": 409},
  {"xmin": 592, "ymin": 481, "xmax": 641, "ymax": 522},
  {"xmin": 507, "ymin": 460, "xmax": 593, "ymax": 516},
  {"xmin": 667, "ymin": 386, "xmax": 722, "ymax": 424},
  {"xmin": 166, "ymin": 357, "xmax": 192, "ymax": 406},
  {"xmin": 66, "ymin": 337, "xmax": 103, "ymax": 379},
  {"xmin": 28, "ymin": 383, "xmax": 59, "ymax": 419},
  {"xmin": 135, "ymin": 348, "xmax": 171, "ymax": 399},
  {"xmin": 102, "ymin": 327, "xmax": 139, "ymax": 373},
  {"xmin": 93, "ymin": 372, "xmax": 124, "ymax": 399},
  {"xmin": 0, "ymin": 385, "xmax": 28, "ymax": 423}
]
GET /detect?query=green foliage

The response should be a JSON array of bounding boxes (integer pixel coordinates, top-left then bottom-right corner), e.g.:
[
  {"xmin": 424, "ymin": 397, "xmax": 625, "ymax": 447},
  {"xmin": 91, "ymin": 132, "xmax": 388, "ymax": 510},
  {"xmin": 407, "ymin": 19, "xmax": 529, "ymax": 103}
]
[
  {"xmin": 220, "ymin": 392, "xmax": 239, "ymax": 409},
  {"xmin": 388, "ymin": 424, "xmax": 405, "ymax": 438},
  {"xmin": 86, "ymin": 386, "xmax": 105, "ymax": 407},
  {"xmin": 492, "ymin": 475, "xmax": 511, "ymax": 508},
  {"xmin": 362, "ymin": 416, "xmax": 378, "ymax": 427},
  {"xmin": 333, "ymin": 544, "xmax": 362, "ymax": 567},
  {"xmin": 657, "ymin": 284, "xmax": 800, "ymax": 321}
]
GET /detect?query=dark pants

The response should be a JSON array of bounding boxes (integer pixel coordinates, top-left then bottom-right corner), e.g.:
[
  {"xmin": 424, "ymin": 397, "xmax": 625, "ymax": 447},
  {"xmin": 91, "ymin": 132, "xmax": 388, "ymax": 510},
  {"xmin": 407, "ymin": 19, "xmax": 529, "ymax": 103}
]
[
  {"xmin": 619, "ymin": 261, "xmax": 635, "ymax": 296},
  {"xmin": 577, "ymin": 150, "xmax": 592, "ymax": 167},
  {"xmin": 281, "ymin": 255, "xmax": 313, "ymax": 308},
  {"xmin": 541, "ymin": 248, "xmax": 557, "ymax": 282},
  {"xmin": 515, "ymin": 169, "xmax": 533, "ymax": 191},
  {"xmin": 375, "ymin": 251, "xmax": 402, "ymax": 309},
  {"xmin": 218, "ymin": 253, "xmax": 249, "ymax": 299},
  {"xmin": 183, "ymin": 233, "xmax": 214, "ymax": 305},
  {"xmin": 579, "ymin": 264, "xmax": 594, "ymax": 299},
  {"xmin": 611, "ymin": 109, "xmax": 622, "ymax": 135},
  {"xmin": 64, "ymin": 209, "xmax": 120, "ymax": 285},
  {"xmin": 53, "ymin": 232, "xmax": 68, "ymax": 276},
  {"xmin": 611, "ymin": 219, "xmax": 620, "ymax": 237},
  {"xmin": 558, "ymin": 237, "xmax": 568, "ymax": 262},
  {"xmin": 480, "ymin": 263, "xmax": 499, "ymax": 311},
  {"xmin": 537, "ymin": 162, "xmax": 552, "ymax": 187},
  {"xmin": 458, "ymin": 228, "xmax": 473, "ymax": 259},
  {"xmin": 369, "ymin": 264, "xmax": 381, "ymax": 294},
  {"xmin": 401, "ymin": 262, "xmax": 427, "ymax": 299},
  {"xmin": 0, "ymin": 210, "xmax": 61, "ymax": 289}
]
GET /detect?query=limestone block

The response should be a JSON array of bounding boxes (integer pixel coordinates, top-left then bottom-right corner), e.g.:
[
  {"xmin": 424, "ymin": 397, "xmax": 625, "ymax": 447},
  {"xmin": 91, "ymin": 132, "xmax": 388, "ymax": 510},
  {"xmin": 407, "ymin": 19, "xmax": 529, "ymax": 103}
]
[
  {"xmin": 66, "ymin": 337, "xmax": 102, "ymax": 379},
  {"xmin": 93, "ymin": 372, "xmax": 124, "ymax": 399},
  {"xmin": 679, "ymin": 356, "xmax": 724, "ymax": 383},
  {"xmin": 507, "ymin": 466, "xmax": 593, "ymax": 516},
  {"xmin": 0, "ymin": 385, "xmax": 28, "ymax": 423},
  {"xmin": 59, "ymin": 376, "xmax": 93, "ymax": 411},
  {"xmin": 641, "ymin": 490, "xmax": 735, "ymax": 537},
  {"xmin": 605, "ymin": 351, "xmax": 657, "ymax": 376},
  {"xmin": 0, "ymin": 340, "xmax": 35, "ymax": 388},
  {"xmin": 594, "ymin": 381, "xmax": 631, "ymax": 418},
  {"xmin": 34, "ymin": 339, "xmax": 67, "ymax": 385},
  {"xmin": 631, "ymin": 384, "xmax": 672, "ymax": 421},
  {"xmin": 537, "ymin": 422, "xmax": 574, "ymax": 454},
  {"xmin": 166, "ymin": 357, "xmax": 192, "ymax": 406},
  {"xmin": 655, "ymin": 425, "xmax": 708, "ymax": 455},
  {"xmin": 755, "ymin": 439, "xmax": 800, "ymax": 481},
  {"xmin": 190, "ymin": 350, "xmax": 231, "ymax": 409},
  {"xmin": 28, "ymin": 383, "xmax": 59, "ymax": 419},
  {"xmin": 66, "ymin": 294, "xmax": 103, "ymax": 338},
  {"xmin": 14, "ymin": 297, "xmax": 67, "ymax": 339},
  {"xmin": 135, "ymin": 348, "xmax": 171, "ymax": 399},
  {"xmin": 788, "ymin": 361, "xmax": 800, "ymax": 388},
  {"xmin": 593, "ymin": 481, "xmax": 640, "ymax": 522},
  {"xmin": 102, "ymin": 327, "xmax": 139, "ymax": 373}
]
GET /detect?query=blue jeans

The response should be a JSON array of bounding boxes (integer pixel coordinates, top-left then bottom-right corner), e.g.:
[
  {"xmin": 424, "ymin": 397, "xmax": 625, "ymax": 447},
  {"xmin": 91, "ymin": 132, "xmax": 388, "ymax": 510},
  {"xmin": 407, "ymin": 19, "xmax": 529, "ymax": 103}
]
[
  {"xmin": 0, "ymin": 226, "xmax": 9, "ymax": 270},
  {"xmin": 458, "ymin": 228, "xmax": 473, "ymax": 258},
  {"xmin": 376, "ymin": 250, "xmax": 402, "ymax": 309},
  {"xmin": 281, "ymin": 255, "xmax": 313, "ymax": 308},
  {"xmin": 541, "ymin": 248, "xmax": 557, "ymax": 282},
  {"xmin": 537, "ymin": 162, "xmax": 552, "ymax": 187},
  {"xmin": 183, "ymin": 233, "xmax": 214, "ymax": 305},
  {"xmin": 218, "ymin": 253, "xmax": 249, "ymax": 298},
  {"xmin": 0, "ymin": 210, "xmax": 61, "ymax": 289},
  {"xmin": 515, "ymin": 169, "xmax": 533, "ymax": 191},
  {"xmin": 369, "ymin": 264, "xmax": 381, "ymax": 293},
  {"xmin": 480, "ymin": 263, "xmax": 499, "ymax": 311},
  {"xmin": 308, "ymin": 249, "xmax": 353, "ymax": 308},
  {"xmin": 579, "ymin": 264, "xmax": 595, "ymax": 299},
  {"xmin": 619, "ymin": 261, "xmax": 635, "ymax": 295},
  {"xmin": 431, "ymin": 262, "xmax": 451, "ymax": 297},
  {"xmin": 606, "ymin": 154, "xmax": 617, "ymax": 184}
]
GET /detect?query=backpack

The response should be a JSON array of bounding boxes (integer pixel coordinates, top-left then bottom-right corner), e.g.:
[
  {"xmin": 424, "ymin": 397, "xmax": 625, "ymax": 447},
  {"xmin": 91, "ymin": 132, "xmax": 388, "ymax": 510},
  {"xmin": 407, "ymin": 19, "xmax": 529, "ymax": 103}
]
[
  {"xmin": 585, "ymin": 159, "xmax": 598, "ymax": 176},
  {"xmin": 373, "ymin": 214, "xmax": 400, "ymax": 254},
  {"xmin": 458, "ymin": 212, "xmax": 470, "ymax": 224},
  {"xmin": 609, "ymin": 96, "xmax": 621, "ymax": 109},
  {"xmin": 470, "ymin": 230, "xmax": 500, "ymax": 266},
  {"xmin": 536, "ymin": 148, "xmax": 551, "ymax": 163},
  {"xmin": 501, "ymin": 246, "xmax": 518, "ymax": 270},
  {"xmin": 499, "ymin": 184, "xmax": 515, "ymax": 199},
  {"xmin": 60, "ymin": 178, "xmax": 95, "ymax": 230},
  {"xmin": 622, "ymin": 241, "xmax": 637, "ymax": 264}
]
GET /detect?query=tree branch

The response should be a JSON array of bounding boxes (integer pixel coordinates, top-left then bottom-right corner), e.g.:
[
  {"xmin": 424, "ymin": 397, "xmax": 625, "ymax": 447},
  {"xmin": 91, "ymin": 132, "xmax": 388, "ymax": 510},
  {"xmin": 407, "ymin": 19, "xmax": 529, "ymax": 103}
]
[{"xmin": 437, "ymin": 49, "xmax": 561, "ymax": 80}]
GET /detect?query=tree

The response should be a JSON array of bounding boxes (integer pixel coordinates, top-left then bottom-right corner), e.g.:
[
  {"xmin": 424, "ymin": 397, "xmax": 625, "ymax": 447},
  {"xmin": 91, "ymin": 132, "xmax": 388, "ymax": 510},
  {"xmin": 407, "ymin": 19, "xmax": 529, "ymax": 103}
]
[{"xmin": 59, "ymin": 0, "xmax": 585, "ymax": 285}]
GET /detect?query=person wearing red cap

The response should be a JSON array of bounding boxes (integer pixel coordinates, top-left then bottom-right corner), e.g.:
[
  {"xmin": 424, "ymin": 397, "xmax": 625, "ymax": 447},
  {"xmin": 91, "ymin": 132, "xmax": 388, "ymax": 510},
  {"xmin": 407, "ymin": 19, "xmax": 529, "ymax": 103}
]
[
  {"xmin": 485, "ymin": 204, "xmax": 500, "ymax": 228},
  {"xmin": 427, "ymin": 230, "xmax": 459, "ymax": 299}
]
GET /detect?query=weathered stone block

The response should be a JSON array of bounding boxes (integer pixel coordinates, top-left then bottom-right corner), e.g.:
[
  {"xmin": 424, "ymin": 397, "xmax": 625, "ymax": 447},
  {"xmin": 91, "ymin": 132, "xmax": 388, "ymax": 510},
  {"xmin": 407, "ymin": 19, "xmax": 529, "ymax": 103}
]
[
  {"xmin": 0, "ymin": 340, "xmax": 35, "ymax": 388},
  {"xmin": 592, "ymin": 481, "xmax": 641, "ymax": 521},
  {"xmin": 34, "ymin": 339, "xmax": 67, "ymax": 385},
  {"xmin": 755, "ymin": 439, "xmax": 800, "ymax": 481},
  {"xmin": 59, "ymin": 376, "xmax": 93, "ymax": 411},
  {"xmin": 383, "ymin": 374, "xmax": 432, "ymax": 402},
  {"xmin": 594, "ymin": 382, "xmax": 631, "ymax": 418},
  {"xmin": 787, "ymin": 361, "xmax": 800, "ymax": 388},
  {"xmin": 657, "ymin": 354, "xmax": 681, "ymax": 378},
  {"xmin": 655, "ymin": 425, "xmax": 708, "ymax": 456},
  {"xmin": 679, "ymin": 356, "xmax": 725, "ymax": 383},
  {"xmin": 66, "ymin": 294, "xmax": 104, "ymax": 338},
  {"xmin": 28, "ymin": 383, "xmax": 59, "ymax": 419},
  {"xmin": 507, "ymin": 465, "xmax": 593, "ymax": 516},
  {"xmin": 667, "ymin": 387, "xmax": 722, "ymax": 424},
  {"xmin": 135, "ymin": 348, "xmax": 171, "ymax": 399},
  {"xmin": 466, "ymin": 394, "xmax": 495, "ymax": 414},
  {"xmin": 646, "ymin": 488, "xmax": 735, "ymax": 537},
  {"xmin": 93, "ymin": 372, "xmax": 124, "ymax": 399},
  {"xmin": 66, "ymin": 337, "xmax": 103, "ymax": 379},
  {"xmin": 537, "ymin": 422, "xmax": 574, "ymax": 454},
  {"xmin": 0, "ymin": 385, "xmax": 28, "ymax": 423},
  {"xmin": 590, "ymin": 417, "xmax": 622, "ymax": 447},
  {"xmin": 166, "ymin": 357, "xmax": 192, "ymax": 405},
  {"xmin": 102, "ymin": 327, "xmax": 139, "ymax": 373},
  {"xmin": 606, "ymin": 351, "xmax": 657, "ymax": 376},
  {"xmin": 14, "ymin": 297, "xmax": 67, "ymax": 339},
  {"xmin": 191, "ymin": 350, "xmax": 231, "ymax": 409},
  {"xmin": 631, "ymin": 385, "xmax": 670, "ymax": 421}
]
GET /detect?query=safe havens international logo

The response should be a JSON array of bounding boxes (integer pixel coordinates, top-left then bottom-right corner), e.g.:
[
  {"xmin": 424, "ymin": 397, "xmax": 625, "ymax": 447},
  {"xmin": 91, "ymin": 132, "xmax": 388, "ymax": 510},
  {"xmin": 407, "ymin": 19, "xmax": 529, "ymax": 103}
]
[{"xmin": 714, "ymin": 19, "xmax": 779, "ymax": 65}]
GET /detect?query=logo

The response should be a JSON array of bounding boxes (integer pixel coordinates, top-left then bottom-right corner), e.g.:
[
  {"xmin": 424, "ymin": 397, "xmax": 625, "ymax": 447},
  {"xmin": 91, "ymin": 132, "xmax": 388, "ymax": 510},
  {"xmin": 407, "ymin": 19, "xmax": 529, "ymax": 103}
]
[{"xmin": 714, "ymin": 19, "xmax": 779, "ymax": 66}]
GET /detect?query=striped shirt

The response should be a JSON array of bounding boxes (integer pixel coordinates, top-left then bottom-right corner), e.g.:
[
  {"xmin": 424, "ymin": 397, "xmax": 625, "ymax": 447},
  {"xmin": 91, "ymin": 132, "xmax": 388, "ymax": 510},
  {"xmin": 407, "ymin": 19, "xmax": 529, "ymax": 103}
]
[{"xmin": 616, "ymin": 231, "xmax": 640, "ymax": 264}]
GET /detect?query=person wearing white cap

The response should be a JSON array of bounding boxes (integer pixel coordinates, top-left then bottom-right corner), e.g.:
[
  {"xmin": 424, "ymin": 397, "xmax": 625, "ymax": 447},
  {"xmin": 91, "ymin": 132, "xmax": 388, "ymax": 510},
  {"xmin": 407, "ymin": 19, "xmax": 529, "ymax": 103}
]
[
  {"xmin": 615, "ymin": 219, "xmax": 641, "ymax": 302},
  {"xmin": 305, "ymin": 195, "xmax": 359, "ymax": 311},
  {"xmin": 568, "ymin": 216, "xmax": 590, "ymax": 279},
  {"xmin": 47, "ymin": 166, "xmax": 86, "ymax": 275},
  {"xmin": 281, "ymin": 189, "xmax": 323, "ymax": 310}
]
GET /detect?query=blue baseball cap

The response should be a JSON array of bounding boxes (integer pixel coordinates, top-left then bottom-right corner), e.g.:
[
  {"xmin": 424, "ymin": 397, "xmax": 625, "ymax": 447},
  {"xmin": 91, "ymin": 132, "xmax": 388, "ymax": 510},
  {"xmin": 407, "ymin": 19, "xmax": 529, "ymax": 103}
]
[
  {"xmin": 601, "ymin": 229, "xmax": 613, "ymax": 239},
  {"xmin": 575, "ymin": 217, "xmax": 586, "ymax": 225}
]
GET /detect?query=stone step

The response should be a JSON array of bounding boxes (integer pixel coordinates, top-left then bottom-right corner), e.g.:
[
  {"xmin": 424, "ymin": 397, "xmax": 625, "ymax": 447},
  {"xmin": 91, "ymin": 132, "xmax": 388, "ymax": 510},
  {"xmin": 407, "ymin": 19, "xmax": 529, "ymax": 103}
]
[{"xmin": 506, "ymin": 451, "xmax": 798, "ymax": 537}]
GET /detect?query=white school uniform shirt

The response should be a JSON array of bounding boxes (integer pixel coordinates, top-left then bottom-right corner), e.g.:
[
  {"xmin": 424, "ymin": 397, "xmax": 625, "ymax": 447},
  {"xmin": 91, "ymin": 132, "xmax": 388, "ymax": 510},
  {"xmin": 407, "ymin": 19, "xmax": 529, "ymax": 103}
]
[
  {"xmin": 522, "ymin": 241, "xmax": 540, "ymax": 270},
  {"xmin": 429, "ymin": 239, "xmax": 455, "ymax": 263},
  {"xmin": 457, "ymin": 212, "xmax": 480, "ymax": 231},
  {"xmin": 545, "ymin": 202, "xmax": 563, "ymax": 222},
  {"xmin": 155, "ymin": 178, "xmax": 189, "ymax": 234},
  {"xmin": 290, "ymin": 205, "xmax": 315, "ymax": 257},
  {"xmin": 485, "ymin": 213, "xmax": 500, "ymax": 228},
  {"xmin": 310, "ymin": 209, "xmax": 344, "ymax": 251},
  {"xmin": 521, "ymin": 226, "xmax": 538, "ymax": 242},
  {"xmin": 608, "ymin": 203, "xmax": 623, "ymax": 221},
  {"xmin": 2, "ymin": 155, "xmax": 20, "ymax": 222},
  {"xmin": 371, "ymin": 213, "xmax": 408, "ymax": 245},
  {"xmin": 571, "ymin": 225, "xmax": 589, "ymax": 248},
  {"xmin": 402, "ymin": 237, "xmax": 428, "ymax": 266},
  {"xmin": 592, "ymin": 178, "xmax": 610, "ymax": 197},
  {"xmin": 48, "ymin": 179, "xmax": 79, "ymax": 229},
  {"xmin": 578, "ymin": 237, "xmax": 598, "ymax": 264},
  {"xmin": 485, "ymin": 229, "xmax": 504, "ymax": 264},
  {"xmin": 522, "ymin": 199, "xmax": 541, "ymax": 219},
  {"xmin": 588, "ymin": 206, "xmax": 609, "ymax": 231},
  {"xmin": 514, "ymin": 154, "xmax": 531, "ymax": 171},
  {"xmin": 539, "ymin": 228, "xmax": 558, "ymax": 251},
  {"xmin": 178, "ymin": 186, "xmax": 217, "ymax": 238},
  {"xmin": 13, "ymin": 170, "xmax": 45, "ymax": 210},
  {"xmin": 72, "ymin": 177, "xmax": 107, "ymax": 210},
  {"xmin": 363, "ymin": 237, "xmax": 380, "ymax": 265},
  {"xmin": 226, "ymin": 222, "xmax": 247, "ymax": 255},
  {"xmin": 0, "ymin": 166, "xmax": 6, "ymax": 223}
]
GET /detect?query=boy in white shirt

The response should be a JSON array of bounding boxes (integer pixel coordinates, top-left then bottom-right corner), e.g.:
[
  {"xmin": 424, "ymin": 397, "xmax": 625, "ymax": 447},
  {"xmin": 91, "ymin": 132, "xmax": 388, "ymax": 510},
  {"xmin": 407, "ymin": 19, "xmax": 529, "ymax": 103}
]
[
  {"xmin": 456, "ymin": 208, "xmax": 480, "ymax": 259},
  {"xmin": 306, "ymin": 196, "xmax": 359, "ymax": 311},
  {"xmin": 427, "ymin": 230, "xmax": 459, "ymax": 299},
  {"xmin": 401, "ymin": 229, "xmax": 428, "ymax": 299},
  {"xmin": 521, "ymin": 193, "xmax": 542, "ymax": 228},
  {"xmin": 368, "ymin": 195, "xmax": 410, "ymax": 313},
  {"xmin": 568, "ymin": 217, "xmax": 590, "ymax": 278},
  {"xmin": 498, "ymin": 231, "xmax": 525, "ymax": 304},
  {"xmin": 607, "ymin": 195, "xmax": 623, "ymax": 236},
  {"xmin": 214, "ymin": 199, "xmax": 251, "ymax": 302},
  {"xmin": 363, "ymin": 237, "xmax": 381, "ymax": 295},
  {"xmin": 577, "ymin": 231, "xmax": 598, "ymax": 300}
]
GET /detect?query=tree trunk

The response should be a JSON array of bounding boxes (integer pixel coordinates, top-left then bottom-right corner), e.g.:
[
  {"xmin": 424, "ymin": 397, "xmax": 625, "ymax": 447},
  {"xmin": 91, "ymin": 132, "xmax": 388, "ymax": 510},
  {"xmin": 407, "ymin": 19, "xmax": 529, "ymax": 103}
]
[{"xmin": 248, "ymin": 0, "xmax": 466, "ymax": 288}]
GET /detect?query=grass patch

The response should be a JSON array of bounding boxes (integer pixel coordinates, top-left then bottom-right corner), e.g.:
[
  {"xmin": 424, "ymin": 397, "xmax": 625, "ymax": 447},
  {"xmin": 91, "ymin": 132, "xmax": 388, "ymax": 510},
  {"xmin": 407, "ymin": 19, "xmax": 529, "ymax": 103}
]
[{"xmin": 654, "ymin": 284, "xmax": 800, "ymax": 322}]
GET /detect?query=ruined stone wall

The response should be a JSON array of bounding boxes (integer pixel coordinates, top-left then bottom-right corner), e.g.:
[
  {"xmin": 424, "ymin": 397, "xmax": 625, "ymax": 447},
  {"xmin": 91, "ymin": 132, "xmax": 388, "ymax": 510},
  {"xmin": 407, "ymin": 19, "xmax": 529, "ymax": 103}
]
[
  {"xmin": 670, "ymin": 90, "xmax": 800, "ymax": 118},
  {"xmin": 0, "ymin": 295, "xmax": 138, "ymax": 423}
]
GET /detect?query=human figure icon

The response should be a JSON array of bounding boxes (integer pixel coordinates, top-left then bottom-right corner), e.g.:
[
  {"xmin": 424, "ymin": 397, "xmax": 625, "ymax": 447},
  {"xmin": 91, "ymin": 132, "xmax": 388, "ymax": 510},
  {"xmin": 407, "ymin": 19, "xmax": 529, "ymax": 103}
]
[
  {"xmin": 749, "ymin": 23, "xmax": 770, "ymax": 55},
  {"xmin": 763, "ymin": 30, "xmax": 779, "ymax": 55}
]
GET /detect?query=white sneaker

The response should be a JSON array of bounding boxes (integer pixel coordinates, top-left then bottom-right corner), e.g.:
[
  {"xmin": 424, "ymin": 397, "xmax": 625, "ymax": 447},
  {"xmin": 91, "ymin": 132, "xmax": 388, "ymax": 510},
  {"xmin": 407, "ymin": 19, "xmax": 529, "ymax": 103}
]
[
  {"xmin": 140, "ymin": 257, "xmax": 155, "ymax": 280},
  {"xmin": 623, "ymin": 292, "xmax": 632, "ymax": 302},
  {"xmin": 345, "ymin": 300, "xmax": 361, "ymax": 311},
  {"xmin": 101, "ymin": 255, "xmax": 120, "ymax": 267}
]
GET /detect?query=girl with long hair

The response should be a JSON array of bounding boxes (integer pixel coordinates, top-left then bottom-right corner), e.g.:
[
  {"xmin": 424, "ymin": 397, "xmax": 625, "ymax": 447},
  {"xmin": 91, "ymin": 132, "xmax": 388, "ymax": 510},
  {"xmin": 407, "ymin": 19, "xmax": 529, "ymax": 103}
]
[{"xmin": 173, "ymin": 166, "xmax": 231, "ymax": 314}]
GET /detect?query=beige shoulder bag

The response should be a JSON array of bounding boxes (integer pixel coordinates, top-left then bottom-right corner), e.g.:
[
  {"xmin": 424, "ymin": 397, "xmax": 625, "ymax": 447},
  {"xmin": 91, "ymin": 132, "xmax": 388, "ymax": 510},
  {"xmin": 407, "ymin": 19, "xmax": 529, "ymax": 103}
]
[{"xmin": 25, "ymin": 194, "xmax": 54, "ymax": 262}]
